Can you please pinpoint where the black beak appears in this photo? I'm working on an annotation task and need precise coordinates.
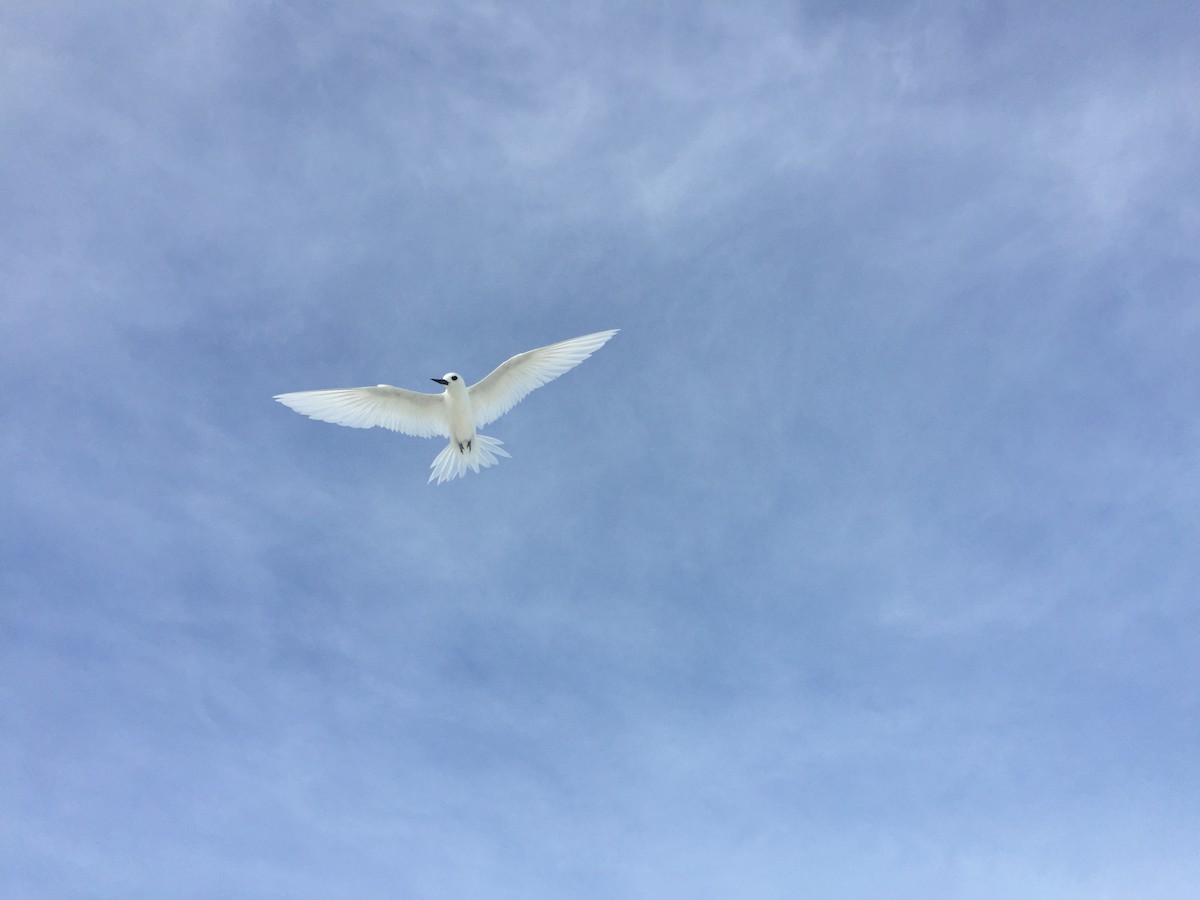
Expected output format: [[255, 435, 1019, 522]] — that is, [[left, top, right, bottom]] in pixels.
[[432, 378, 449, 386]]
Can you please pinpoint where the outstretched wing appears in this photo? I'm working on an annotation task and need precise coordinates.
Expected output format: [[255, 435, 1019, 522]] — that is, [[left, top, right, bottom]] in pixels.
[[468, 330, 618, 429], [274, 385, 448, 438]]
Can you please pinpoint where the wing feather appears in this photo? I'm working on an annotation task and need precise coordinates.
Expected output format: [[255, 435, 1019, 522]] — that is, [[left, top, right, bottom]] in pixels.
[[274, 385, 448, 438], [468, 330, 618, 429]]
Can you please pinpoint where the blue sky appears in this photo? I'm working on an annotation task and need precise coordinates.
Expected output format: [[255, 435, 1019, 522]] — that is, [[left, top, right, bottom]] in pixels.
[[3, 1, 1199, 897]]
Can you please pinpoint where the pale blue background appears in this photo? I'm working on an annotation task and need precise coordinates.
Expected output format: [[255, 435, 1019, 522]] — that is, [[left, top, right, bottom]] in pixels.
[[3, 2, 1199, 897]]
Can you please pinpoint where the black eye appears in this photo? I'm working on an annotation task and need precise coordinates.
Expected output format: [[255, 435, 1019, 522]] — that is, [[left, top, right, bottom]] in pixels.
[[451, 375, 458, 381]]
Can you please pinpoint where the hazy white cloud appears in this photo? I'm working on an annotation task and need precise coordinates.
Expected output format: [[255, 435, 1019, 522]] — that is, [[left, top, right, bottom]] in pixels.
[[3, 1, 1199, 897]]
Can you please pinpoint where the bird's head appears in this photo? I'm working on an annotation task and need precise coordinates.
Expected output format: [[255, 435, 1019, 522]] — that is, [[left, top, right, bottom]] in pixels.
[[432, 373, 464, 391]]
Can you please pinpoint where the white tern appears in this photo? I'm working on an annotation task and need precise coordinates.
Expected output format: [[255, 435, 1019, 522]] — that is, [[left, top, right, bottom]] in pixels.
[[274, 329, 618, 484]]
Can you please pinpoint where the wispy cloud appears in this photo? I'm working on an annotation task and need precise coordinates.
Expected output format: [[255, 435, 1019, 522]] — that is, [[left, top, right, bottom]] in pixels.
[[3, 1, 1199, 897]]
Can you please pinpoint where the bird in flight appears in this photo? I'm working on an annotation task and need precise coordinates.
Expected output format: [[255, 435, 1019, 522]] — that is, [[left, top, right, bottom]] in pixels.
[[274, 329, 618, 484]]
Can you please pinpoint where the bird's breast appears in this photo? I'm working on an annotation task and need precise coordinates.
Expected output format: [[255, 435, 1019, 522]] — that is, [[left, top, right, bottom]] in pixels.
[[444, 390, 476, 442]]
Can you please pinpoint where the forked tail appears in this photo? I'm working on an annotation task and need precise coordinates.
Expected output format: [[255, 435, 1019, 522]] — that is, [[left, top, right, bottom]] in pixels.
[[428, 433, 511, 484]]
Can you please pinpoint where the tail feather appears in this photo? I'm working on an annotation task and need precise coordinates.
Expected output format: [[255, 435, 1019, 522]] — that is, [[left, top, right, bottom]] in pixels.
[[428, 434, 511, 484]]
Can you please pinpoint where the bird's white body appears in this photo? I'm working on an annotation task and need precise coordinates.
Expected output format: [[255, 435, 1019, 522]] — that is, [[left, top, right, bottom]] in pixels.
[[442, 377, 476, 449], [274, 329, 618, 483], [426, 372, 513, 485]]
